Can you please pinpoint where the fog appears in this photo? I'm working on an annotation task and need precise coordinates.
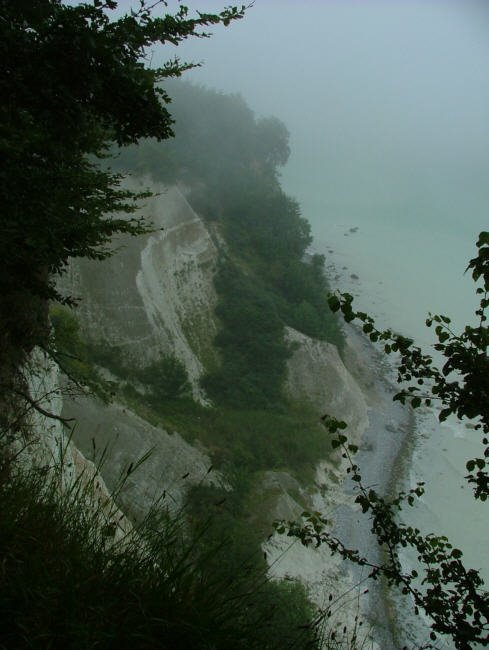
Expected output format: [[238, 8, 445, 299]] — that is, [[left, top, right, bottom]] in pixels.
[[143, 0, 489, 342], [169, 2, 489, 186], [167, 9, 489, 639]]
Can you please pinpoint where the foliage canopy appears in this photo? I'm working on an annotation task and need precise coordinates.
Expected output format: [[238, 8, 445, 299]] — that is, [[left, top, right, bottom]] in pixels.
[[0, 0, 246, 306]]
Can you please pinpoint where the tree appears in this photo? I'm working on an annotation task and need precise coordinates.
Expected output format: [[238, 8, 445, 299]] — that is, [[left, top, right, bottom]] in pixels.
[[138, 355, 191, 401], [254, 116, 291, 169], [278, 232, 489, 649], [0, 0, 247, 367]]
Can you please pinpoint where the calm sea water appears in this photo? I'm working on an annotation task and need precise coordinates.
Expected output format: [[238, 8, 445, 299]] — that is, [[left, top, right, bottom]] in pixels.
[[282, 153, 489, 648]]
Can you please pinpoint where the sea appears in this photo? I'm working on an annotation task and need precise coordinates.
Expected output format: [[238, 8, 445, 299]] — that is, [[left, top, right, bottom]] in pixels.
[[281, 155, 489, 648]]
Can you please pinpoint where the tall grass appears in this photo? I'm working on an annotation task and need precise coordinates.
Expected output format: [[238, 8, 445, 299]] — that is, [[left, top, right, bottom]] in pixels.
[[0, 434, 320, 649]]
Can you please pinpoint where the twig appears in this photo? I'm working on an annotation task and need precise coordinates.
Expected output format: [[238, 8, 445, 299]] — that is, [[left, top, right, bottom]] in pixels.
[[13, 389, 75, 426]]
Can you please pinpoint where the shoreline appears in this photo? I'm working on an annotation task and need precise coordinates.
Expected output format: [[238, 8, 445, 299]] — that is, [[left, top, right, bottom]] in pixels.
[[312, 223, 488, 649], [335, 323, 418, 649], [262, 322, 413, 649], [310, 236, 427, 647]]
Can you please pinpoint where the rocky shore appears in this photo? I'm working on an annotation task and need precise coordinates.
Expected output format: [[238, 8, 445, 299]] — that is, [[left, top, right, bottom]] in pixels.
[[264, 322, 416, 649], [337, 325, 416, 649]]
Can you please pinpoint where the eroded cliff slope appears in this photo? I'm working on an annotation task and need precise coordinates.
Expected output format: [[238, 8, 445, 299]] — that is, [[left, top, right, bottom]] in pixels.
[[60, 180, 219, 401]]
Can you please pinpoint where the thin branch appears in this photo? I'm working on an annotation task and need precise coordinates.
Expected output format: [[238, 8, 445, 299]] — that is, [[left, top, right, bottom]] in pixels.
[[13, 389, 75, 426]]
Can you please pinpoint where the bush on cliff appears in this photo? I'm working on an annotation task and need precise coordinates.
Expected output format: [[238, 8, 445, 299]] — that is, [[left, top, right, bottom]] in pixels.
[[138, 356, 191, 401]]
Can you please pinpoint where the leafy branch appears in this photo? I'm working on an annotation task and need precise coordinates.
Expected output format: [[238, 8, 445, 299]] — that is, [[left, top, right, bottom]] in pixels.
[[276, 417, 489, 649], [276, 233, 489, 649], [327, 231, 489, 500]]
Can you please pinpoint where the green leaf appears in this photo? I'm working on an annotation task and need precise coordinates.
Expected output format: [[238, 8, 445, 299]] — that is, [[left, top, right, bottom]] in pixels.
[[439, 408, 452, 422], [438, 331, 450, 343], [327, 295, 340, 312], [477, 231, 489, 247]]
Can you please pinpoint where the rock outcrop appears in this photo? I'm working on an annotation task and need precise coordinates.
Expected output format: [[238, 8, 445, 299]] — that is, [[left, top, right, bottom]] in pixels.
[[285, 326, 369, 443], [63, 393, 225, 522], [18, 349, 132, 546], [60, 180, 219, 402], [53, 180, 378, 645]]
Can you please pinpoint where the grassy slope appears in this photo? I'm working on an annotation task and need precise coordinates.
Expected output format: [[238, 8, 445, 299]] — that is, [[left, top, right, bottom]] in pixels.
[[0, 435, 318, 649]]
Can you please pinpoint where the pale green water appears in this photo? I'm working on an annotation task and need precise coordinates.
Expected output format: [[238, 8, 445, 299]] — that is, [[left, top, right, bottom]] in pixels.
[[282, 151, 489, 346], [281, 139, 489, 649], [171, 1, 489, 643]]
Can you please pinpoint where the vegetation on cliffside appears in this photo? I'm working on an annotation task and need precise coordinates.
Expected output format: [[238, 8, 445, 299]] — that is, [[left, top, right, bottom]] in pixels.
[[42, 73, 352, 647], [113, 80, 344, 408], [0, 433, 319, 650], [0, 2, 326, 648], [0, 0, 249, 391], [3, 2, 485, 649]]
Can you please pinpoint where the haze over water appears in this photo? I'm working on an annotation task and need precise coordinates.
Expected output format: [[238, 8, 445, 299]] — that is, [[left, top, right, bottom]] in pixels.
[[173, 1, 489, 643], [171, 0, 489, 344], [157, 1, 489, 645]]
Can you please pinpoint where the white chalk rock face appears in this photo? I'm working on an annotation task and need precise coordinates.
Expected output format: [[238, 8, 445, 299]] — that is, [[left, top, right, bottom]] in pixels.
[[62, 393, 225, 522], [61, 180, 219, 402], [19, 349, 132, 545], [285, 327, 369, 443]]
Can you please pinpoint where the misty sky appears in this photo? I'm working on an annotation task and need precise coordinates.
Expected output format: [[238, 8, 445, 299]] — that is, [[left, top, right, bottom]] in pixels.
[[165, 1, 489, 213], [109, 1, 489, 230], [152, 1, 489, 335], [101, 0, 489, 338]]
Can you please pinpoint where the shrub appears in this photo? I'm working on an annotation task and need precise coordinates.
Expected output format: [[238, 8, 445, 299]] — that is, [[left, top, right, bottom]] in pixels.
[[138, 355, 191, 400]]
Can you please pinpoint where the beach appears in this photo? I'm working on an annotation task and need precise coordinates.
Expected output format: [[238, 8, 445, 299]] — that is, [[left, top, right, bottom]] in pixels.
[[335, 324, 417, 649], [314, 226, 489, 649]]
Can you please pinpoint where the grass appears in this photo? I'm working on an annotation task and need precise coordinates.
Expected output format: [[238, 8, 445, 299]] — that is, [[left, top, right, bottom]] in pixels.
[[0, 431, 320, 649], [50, 307, 336, 486], [46, 306, 343, 649], [122, 387, 334, 487]]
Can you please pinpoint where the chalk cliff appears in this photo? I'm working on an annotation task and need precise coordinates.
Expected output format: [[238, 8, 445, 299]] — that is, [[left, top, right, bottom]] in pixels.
[[285, 326, 368, 443], [60, 179, 219, 402], [18, 349, 132, 546], [54, 178, 374, 642]]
